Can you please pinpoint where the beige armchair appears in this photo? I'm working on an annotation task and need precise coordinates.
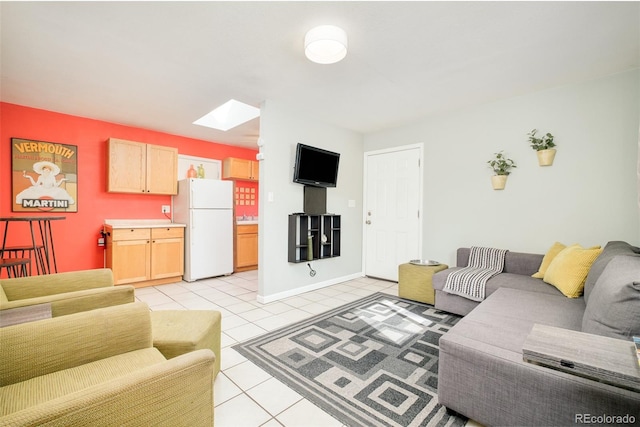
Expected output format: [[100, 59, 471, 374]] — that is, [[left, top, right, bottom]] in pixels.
[[0, 268, 134, 318], [0, 302, 215, 426]]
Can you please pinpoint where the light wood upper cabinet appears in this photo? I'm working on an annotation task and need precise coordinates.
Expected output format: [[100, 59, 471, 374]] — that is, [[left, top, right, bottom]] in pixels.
[[108, 138, 178, 194], [107, 139, 146, 193], [146, 144, 178, 194], [223, 157, 259, 181]]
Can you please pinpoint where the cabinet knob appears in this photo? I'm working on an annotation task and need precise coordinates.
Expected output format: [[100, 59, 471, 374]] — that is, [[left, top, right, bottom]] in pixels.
[[366, 220, 372, 225]]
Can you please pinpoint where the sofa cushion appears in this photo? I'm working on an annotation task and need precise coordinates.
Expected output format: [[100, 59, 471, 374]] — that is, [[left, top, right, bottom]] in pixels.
[[456, 248, 543, 276], [485, 273, 562, 296], [0, 347, 166, 415], [582, 255, 640, 340], [583, 241, 640, 304], [434, 270, 563, 297], [444, 287, 585, 355], [434, 273, 565, 317], [543, 245, 602, 298], [532, 242, 566, 278]]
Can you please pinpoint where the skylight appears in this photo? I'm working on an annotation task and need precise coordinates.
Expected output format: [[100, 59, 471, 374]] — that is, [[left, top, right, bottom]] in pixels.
[[193, 99, 260, 131]]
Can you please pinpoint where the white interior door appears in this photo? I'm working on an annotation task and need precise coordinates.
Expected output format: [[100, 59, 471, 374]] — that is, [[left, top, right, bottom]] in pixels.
[[364, 145, 422, 281]]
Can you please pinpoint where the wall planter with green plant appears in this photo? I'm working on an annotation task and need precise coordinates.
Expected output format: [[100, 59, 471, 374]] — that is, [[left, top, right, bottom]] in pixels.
[[487, 151, 516, 190], [528, 129, 557, 166]]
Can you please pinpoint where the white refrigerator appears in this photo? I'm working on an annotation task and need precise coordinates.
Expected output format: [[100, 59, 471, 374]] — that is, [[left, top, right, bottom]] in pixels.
[[173, 178, 233, 282]]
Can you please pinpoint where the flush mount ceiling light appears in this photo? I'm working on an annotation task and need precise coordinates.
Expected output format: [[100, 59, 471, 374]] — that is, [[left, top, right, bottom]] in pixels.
[[304, 25, 348, 64], [193, 99, 260, 131]]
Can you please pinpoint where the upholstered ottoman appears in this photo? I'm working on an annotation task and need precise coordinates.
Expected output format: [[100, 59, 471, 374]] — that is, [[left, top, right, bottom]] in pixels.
[[398, 263, 448, 305], [150, 310, 221, 378]]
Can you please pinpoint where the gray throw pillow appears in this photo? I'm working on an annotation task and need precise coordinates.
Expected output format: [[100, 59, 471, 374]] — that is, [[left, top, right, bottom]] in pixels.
[[583, 241, 640, 304], [582, 255, 640, 340]]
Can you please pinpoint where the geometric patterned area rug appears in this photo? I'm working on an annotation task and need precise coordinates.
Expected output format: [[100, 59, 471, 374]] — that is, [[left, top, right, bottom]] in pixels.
[[233, 292, 466, 427]]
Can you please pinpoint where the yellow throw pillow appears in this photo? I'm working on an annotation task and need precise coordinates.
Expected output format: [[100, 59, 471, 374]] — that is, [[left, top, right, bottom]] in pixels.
[[532, 242, 567, 278], [543, 244, 602, 298]]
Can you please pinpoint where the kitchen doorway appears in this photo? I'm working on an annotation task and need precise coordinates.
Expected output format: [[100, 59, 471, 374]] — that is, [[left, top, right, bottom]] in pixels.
[[363, 144, 423, 281]]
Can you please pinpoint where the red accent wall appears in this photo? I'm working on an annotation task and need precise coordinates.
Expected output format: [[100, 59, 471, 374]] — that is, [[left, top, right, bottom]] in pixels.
[[0, 102, 258, 275]]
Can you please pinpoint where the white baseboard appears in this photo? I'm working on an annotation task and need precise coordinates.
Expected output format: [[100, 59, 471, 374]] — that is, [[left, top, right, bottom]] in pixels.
[[257, 271, 364, 304]]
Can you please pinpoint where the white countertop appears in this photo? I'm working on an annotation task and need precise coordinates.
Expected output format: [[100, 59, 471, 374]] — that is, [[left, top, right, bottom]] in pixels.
[[104, 219, 186, 228], [236, 220, 258, 225]]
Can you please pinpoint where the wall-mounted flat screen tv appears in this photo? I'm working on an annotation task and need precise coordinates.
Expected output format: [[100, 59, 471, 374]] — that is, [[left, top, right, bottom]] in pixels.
[[293, 143, 340, 188]]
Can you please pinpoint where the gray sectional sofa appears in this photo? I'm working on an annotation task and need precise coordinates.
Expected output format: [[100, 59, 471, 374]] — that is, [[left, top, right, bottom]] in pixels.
[[433, 241, 640, 426]]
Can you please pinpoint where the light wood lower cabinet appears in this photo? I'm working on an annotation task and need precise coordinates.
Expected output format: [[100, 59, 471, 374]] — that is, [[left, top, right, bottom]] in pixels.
[[235, 224, 258, 272], [105, 226, 184, 287], [150, 227, 184, 280]]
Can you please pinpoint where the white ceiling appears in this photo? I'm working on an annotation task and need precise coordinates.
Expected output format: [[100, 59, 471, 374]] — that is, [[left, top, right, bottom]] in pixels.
[[1, 2, 639, 148]]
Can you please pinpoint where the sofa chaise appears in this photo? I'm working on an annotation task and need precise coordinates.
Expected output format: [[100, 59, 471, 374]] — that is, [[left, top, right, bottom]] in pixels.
[[433, 241, 640, 426], [0, 301, 215, 426]]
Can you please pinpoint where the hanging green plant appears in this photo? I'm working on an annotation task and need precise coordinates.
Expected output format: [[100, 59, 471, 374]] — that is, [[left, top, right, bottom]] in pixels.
[[487, 151, 516, 190], [527, 129, 556, 151], [487, 151, 517, 176], [527, 129, 557, 166]]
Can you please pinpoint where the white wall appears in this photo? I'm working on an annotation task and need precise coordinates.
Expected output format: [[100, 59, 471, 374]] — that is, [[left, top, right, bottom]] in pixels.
[[364, 70, 640, 267], [257, 100, 364, 302]]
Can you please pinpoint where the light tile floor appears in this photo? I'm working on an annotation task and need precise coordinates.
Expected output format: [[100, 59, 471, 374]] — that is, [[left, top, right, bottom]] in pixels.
[[135, 272, 476, 427]]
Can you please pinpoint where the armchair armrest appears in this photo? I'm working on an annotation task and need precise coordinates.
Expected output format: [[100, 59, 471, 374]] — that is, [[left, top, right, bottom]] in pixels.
[[0, 302, 152, 386], [1, 269, 114, 301], [0, 349, 215, 427], [0, 285, 135, 316]]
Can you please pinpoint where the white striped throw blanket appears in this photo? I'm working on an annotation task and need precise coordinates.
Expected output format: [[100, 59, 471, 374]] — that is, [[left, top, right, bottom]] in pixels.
[[443, 246, 508, 302]]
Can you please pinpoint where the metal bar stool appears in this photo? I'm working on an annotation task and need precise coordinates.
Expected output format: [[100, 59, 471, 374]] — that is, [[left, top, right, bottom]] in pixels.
[[1, 245, 45, 276], [0, 258, 29, 278], [0, 216, 66, 276]]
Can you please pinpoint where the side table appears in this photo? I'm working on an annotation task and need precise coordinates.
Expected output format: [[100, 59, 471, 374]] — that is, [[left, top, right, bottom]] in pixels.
[[398, 262, 448, 305], [523, 323, 640, 392]]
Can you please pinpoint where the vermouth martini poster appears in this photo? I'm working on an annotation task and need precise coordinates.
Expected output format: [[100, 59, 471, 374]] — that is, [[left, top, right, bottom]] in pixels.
[[11, 138, 78, 212]]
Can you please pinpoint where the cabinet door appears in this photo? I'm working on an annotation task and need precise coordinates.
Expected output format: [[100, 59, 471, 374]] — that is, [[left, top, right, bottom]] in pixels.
[[223, 158, 258, 181], [249, 160, 259, 181], [151, 237, 184, 279], [109, 239, 151, 284], [236, 232, 258, 268], [147, 144, 178, 195], [107, 139, 146, 193]]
